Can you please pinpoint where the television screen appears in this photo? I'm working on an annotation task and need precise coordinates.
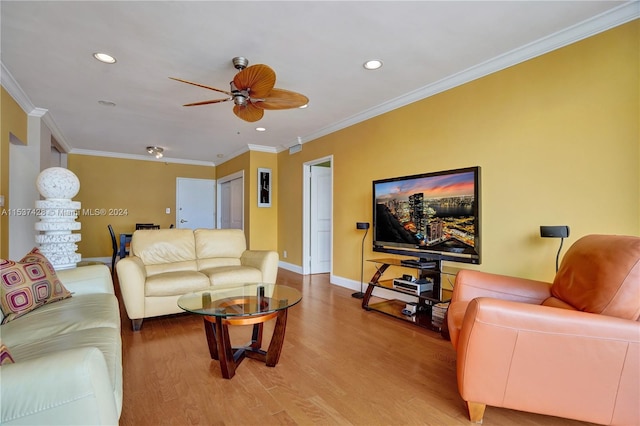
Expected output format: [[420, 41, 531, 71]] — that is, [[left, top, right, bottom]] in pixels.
[[373, 166, 481, 264]]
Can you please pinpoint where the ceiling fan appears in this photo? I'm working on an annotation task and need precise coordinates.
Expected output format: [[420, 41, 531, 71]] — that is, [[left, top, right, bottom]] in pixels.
[[170, 57, 309, 122]]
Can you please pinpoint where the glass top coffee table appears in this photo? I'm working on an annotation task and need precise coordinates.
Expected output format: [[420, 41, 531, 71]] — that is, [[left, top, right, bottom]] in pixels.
[[178, 283, 302, 379]]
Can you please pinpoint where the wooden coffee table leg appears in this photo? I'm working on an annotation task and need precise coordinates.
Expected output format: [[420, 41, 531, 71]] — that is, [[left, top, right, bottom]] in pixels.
[[203, 317, 219, 360], [266, 309, 288, 367], [250, 322, 264, 350], [215, 319, 237, 379]]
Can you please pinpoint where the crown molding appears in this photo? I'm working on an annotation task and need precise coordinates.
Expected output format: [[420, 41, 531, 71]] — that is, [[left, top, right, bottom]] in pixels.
[[1, 62, 34, 113], [215, 143, 278, 165], [303, 1, 640, 143], [247, 144, 277, 153], [69, 149, 215, 166], [2, 62, 74, 152]]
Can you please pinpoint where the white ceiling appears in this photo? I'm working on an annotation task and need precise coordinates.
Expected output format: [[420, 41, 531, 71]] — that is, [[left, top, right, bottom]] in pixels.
[[1, 1, 636, 165]]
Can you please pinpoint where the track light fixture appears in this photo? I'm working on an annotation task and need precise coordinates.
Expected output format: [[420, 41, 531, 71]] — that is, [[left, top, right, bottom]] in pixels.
[[146, 146, 164, 159]]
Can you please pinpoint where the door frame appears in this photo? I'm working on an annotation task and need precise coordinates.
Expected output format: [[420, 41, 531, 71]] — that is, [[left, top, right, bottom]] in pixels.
[[216, 170, 244, 230], [302, 155, 333, 275]]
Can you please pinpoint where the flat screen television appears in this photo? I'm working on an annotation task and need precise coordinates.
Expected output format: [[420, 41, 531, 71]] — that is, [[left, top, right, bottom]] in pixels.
[[372, 166, 481, 264]]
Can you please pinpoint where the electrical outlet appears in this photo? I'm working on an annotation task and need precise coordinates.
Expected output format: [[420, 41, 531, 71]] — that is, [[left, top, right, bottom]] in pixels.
[[283, 250, 288, 258], [165, 207, 171, 214]]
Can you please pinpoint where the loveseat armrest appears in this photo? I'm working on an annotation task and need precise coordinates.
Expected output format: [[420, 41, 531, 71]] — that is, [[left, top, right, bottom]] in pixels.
[[452, 270, 551, 305], [457, 297, 640, 425], [57, 264, 114, 295], [115, 256, 147, 321], [0, 347, 119, 425], [241, 250, 279, 283]]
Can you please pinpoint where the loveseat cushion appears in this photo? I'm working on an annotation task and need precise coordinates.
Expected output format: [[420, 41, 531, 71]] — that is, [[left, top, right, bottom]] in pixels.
[[132, 229, 198, 275], [195, 229, 246, 258], [202, 265, 263, 286], [145, 271, 210, 297], [0, 248, 72, 323], [8, 326, 123, 415], [0, 293, 119, 348], [0, 347, 119, 425]]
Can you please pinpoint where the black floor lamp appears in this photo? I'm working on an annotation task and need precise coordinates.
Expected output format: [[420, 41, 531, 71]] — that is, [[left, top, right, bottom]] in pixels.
[[352, 222, 370, 299]]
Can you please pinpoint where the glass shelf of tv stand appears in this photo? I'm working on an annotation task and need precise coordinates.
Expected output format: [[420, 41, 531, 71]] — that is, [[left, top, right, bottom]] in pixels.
[[362, 258, 453, 332]]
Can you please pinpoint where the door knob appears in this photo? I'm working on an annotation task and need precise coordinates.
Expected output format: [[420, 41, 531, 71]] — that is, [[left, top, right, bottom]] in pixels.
[[180, 219, 188, 223]]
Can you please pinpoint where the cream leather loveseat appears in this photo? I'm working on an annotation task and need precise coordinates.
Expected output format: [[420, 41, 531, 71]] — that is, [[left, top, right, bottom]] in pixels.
[[0, 264, 122, 425], [116, 228, 278, 331]]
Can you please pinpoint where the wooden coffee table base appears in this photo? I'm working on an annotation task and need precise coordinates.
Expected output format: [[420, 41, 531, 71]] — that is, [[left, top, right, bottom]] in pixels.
[[203, 309, 288, 379]]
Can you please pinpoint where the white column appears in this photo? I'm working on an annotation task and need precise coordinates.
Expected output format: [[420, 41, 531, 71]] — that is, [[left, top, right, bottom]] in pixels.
[[34, 167, 82, 270]]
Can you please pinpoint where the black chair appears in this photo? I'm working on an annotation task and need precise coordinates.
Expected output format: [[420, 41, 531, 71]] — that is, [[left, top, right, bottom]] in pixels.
[[135, 223, 159, 230], [108, 224, 118, 276]]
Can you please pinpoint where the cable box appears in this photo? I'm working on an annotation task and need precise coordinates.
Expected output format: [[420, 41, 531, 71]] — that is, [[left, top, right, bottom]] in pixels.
[[400, 259, 438, 269], [392, 278, 433, 295]]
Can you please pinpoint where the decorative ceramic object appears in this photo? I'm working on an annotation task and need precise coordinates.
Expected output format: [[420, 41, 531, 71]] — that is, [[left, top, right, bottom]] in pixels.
[[35, 167, 82, 270]]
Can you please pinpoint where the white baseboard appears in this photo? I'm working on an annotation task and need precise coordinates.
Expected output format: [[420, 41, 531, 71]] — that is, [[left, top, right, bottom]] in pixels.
[[278, 261, 303, 274], [80, 256, 111, 264]]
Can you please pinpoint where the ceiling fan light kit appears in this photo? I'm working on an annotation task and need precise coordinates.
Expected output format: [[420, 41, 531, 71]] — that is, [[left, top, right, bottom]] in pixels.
[[170, 56, 308, 122]]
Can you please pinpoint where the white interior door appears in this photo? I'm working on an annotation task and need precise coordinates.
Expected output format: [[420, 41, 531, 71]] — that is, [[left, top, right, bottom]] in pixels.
[[310, 164, 332, 274], [218, 174, 243, 229], [176, 178, 215, 229]]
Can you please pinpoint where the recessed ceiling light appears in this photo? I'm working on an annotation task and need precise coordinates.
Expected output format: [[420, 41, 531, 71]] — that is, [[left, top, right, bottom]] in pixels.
[[363, 59, 383, 70], [98, 100, 116, 107], [93, 52, 116, 64], [255, 127, 266, 132]]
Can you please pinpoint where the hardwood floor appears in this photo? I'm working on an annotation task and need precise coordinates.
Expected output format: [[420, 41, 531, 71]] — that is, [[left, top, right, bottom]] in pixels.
[[116, 269, 593, 426]]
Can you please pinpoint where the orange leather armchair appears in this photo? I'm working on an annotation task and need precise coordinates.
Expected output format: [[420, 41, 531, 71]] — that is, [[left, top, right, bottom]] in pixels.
[[447, 235, 640, 425]]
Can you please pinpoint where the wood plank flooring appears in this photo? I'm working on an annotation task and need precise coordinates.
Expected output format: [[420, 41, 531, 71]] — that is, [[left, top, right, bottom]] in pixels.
[[116, 269, 593, 426]]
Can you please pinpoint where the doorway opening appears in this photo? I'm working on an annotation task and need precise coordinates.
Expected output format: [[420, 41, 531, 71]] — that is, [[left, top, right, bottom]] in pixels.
[[302, 156, 333, 275], [217, 171, 244, 230]]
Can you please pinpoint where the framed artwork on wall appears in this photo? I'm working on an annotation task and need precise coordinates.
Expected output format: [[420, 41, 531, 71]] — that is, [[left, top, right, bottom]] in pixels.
[[258, 168, 271, 208]]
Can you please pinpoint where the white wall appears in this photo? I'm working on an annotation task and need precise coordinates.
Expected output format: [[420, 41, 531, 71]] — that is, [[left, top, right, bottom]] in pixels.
[[8, 112, 49, 258]]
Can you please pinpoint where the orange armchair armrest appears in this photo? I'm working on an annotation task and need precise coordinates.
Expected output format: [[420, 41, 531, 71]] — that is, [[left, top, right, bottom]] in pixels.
[[452, 269, 552, 304]]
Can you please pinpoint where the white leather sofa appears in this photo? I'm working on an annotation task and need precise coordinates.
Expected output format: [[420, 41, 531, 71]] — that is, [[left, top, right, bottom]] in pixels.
[[0, 264, 122, 425], [116, 228, 279, 331]]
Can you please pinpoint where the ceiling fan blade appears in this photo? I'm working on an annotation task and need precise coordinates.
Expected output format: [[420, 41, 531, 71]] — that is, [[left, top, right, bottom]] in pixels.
[[233, 64, 275, 98], [254, 88, 309, 110], [169, 77, 232, 96], [183, 98, 231, 107], [233, 103, 264, 122]]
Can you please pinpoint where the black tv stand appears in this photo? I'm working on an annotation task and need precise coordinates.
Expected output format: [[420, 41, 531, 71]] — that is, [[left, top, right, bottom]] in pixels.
[[400, 258, 438, 269], [362, 258, 451, 334]]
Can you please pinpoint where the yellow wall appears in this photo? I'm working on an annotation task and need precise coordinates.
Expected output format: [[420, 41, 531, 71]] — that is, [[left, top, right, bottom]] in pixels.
[[249, 151, 277, 250], [67, 154, 214, 258], [215, 150, 278, 250], [278, 20, 639, 283], [0, 86, 28, 258]]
